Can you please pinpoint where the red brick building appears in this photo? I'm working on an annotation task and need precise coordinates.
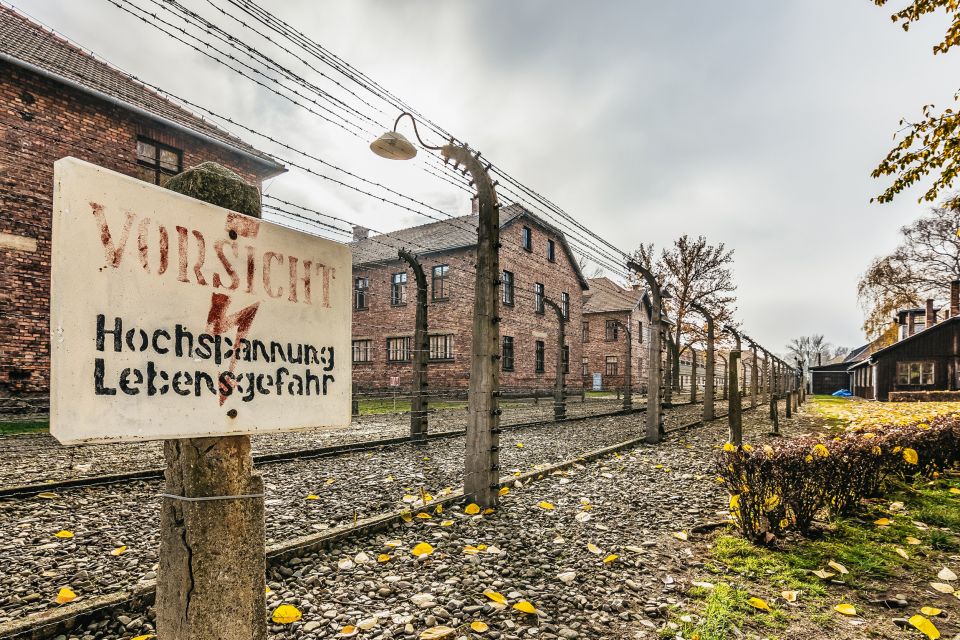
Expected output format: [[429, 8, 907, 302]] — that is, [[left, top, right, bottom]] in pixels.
[[580, 277, 650, 392], [0, 6, 284, 414], [350, 203, 589, 395]]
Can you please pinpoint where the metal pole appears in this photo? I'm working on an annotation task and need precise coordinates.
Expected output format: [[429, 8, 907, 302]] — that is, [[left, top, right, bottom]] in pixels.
[[398, 249, 428, 444], [444, 144, 501, 508], [691, 303, 715, 422], [544, 298, 567, 422], [627, 260, 663, 444], [663, 334, 674, 407]]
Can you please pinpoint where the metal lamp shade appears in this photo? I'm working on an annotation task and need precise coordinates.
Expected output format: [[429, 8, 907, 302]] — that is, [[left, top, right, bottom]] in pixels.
[[370, 131, 417, 160]]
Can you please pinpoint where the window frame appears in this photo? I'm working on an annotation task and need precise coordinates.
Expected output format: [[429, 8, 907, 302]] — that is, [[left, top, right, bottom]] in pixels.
[[581, 357, 589, 377], [386, 336, 412, 362], [534, 282, 545, 315], [896, 361, 935, 385], [428, 334, 454, 361], [561, 292, 570, 320], [605, 320, 619, 341], [502, 270, 515, 306], [354, 276, 369, 310], [605, 355, 619, 376], [351, 339, 372, 364], [521, 226, 533, 251], [535, 340, 545, 373], [391, 272, 408, 306], [502, 336, 515, 371], [582, 321, 589, 343], [547, 239, 556, 262], [136, 136, 182, 186], [638, 320, 643, 343], [431, 264, 449, 302]]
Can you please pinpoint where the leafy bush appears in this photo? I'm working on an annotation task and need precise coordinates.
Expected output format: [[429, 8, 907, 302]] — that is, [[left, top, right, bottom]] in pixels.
[[717, 414, 960, 542]]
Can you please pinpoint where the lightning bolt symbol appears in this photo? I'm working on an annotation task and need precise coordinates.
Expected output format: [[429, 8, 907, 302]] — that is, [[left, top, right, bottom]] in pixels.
[[206, 292, 260, 406]]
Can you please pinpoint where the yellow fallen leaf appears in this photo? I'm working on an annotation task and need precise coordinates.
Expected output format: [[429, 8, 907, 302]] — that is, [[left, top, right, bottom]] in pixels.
[[265, 586, 272, 594], [835, 603, 856, 616], [513, 600, 537, 614], [812, 443, 830, 458], [377, 554, 391, 563], [930, 583, 955, 594], [895, 547, 909, 560], [55, 587, 76, 604], [434, 504, 442, 514], [747, 597, 770, 611], [950, 488, 960, 495], [603, 554, 619, 564], [903, 448, 919, 465], [499, 487, 510, 497], [305, 494, 319, 500], [419, 626, 455, 640], [37, 492, 58, 499], [483, 590, 507, 604], [516, 442, 524, 449], [400, 510, 413, 523], [440, 520, 454, 527], [340, 625, 357, 636], [828, 561, 849, 575], [907, 536, 922, 545], [464, 503, 481, 515], [909, 614, 941, 639], [54, 530, 74, 539], [463, 545, 482, 555], [937, 567, 957, 581], [271, 604, 302, 624], [538, 501, 555, 510], [723, 442, 736, 452], [874, 518, 892, 526], [483, 508, 495, 515], [811, 569, 835, 580], [673, 531, 688, 541], [470, 621, 489, 633], [411, 542, 434, 558], [325, 478, 335, 485], [781, 590, 799, 603], [111, 546, 127, 556], [416, 512, 432, 520], [921, 606, 942, 616], [385, 540, 402, 548], [586, 543, 602, 554], [130, 636, 155, 640]]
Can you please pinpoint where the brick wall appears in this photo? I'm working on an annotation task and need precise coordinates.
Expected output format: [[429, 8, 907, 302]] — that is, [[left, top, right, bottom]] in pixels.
[[351, 216, 586, 395], [580, 308, 649, 391], [0, 61, 272, 405]]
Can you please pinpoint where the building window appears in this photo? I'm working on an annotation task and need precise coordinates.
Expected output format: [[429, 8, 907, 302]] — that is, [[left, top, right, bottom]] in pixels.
[[562, 345, 569, 374], [431, 265, 449, 301], [605, 320, 619, 341], [502, 336, 515, 371], [534, 283, 545, 314], [387, 337, 411, 362], [391, 272, 407, 305], [352, 339, 372, 363], [535, 340, 545, 373], [502, 270, 515, 306], [136, 136, 182, 186], [582, 321, 589, 342], [354, 277, 369, 310], [638, 320, 643, 343], [521, 226, 532, 251], [429, 334, 454, 360], [547, 239, 556, 262], [581, 357, 589, 376], [896, 361, 935, 385], [605, 356, 619, 376], [561, 292, 570, 320]]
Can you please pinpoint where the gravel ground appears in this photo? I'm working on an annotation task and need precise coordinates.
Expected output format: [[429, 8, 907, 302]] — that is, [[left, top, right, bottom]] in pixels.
[[0, 397, 658, 489], [39, 396, 795, 640], [0, 400, 717, 623]]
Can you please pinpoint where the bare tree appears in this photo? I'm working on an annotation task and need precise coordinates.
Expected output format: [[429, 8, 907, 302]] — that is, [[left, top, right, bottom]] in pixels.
[[633, 236, 736, 391], [858, 203, 960, 337]]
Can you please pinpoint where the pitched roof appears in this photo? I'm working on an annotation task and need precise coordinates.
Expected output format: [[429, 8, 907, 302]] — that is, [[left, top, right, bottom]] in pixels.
[[0, 5, 284, 177], [867, 314, 960, 361], [583, 277, 644, 313], [350, 203, 590, 289]]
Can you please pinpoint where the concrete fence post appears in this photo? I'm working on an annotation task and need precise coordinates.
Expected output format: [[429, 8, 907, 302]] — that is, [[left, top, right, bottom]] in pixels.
[[158, 163, 266, 640], [544, 298, 567, 421], [399, 249, 429, 443]]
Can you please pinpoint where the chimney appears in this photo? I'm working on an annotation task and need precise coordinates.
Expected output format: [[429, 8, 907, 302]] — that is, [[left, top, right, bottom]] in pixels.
[[952, 280, 960, 317], [926, 298, 937, 328], [471, 196, 480, 215], [352, 225, 370, 241]]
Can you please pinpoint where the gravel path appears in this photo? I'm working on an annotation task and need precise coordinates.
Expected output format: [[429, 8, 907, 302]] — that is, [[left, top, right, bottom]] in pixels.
[[0, 397, 654, 489], [0, 401, 716, 623], [42, 396, 797, 640]]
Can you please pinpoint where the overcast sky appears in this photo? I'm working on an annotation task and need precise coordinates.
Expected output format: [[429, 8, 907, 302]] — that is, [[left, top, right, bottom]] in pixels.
[[12, 0, 960, 353]]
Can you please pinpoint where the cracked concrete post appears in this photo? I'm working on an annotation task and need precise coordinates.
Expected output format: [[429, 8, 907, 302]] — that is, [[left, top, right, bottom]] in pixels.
[[157, 163, 266, 640]]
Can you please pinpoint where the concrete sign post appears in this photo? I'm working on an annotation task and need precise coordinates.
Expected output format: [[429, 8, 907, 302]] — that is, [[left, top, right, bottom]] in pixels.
[[51, 158, 351, 640]]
